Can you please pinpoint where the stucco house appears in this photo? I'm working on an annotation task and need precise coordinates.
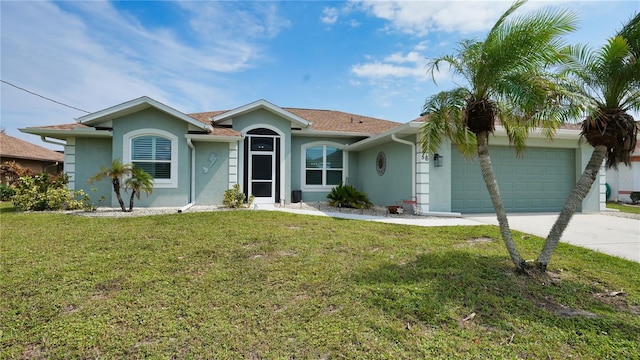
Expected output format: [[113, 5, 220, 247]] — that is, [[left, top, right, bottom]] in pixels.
[[20, 96, 605, 214], [0, 132, 64, 184]]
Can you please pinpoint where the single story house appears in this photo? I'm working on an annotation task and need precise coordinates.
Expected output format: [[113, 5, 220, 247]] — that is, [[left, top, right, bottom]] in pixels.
[[606, 122, 640, 203], [20, 96, 605, 214], [0, 132, 64, 184]]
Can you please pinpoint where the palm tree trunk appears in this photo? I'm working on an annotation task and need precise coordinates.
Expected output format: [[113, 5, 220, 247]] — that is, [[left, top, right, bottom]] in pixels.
[[536, 145, 607, 269], [129, 191, 136, 212], [476, 131, 525, 270], [112, 178, 127, 212]]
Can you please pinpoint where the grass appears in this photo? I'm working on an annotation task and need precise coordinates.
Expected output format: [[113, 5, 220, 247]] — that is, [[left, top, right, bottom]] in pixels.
[[607, 201, 640, 214], [1, 203, 639, 359]]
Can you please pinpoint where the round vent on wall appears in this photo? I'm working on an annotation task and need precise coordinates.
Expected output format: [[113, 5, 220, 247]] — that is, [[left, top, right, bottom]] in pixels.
[[376, 151, 386, 176]]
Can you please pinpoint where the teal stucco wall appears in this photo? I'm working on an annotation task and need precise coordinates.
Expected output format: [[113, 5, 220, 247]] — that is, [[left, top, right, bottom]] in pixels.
[[193, 141, 230, 205], [355, 137, 414, 207], [110, 108, 191, 207], [73, 137, 113, 207]]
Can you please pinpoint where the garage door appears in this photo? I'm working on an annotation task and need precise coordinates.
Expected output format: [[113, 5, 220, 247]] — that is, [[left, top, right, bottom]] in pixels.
[[451, 146, 575, 213]]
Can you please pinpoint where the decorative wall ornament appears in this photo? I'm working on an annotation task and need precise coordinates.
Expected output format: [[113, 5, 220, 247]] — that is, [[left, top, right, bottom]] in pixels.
[[376, 151, 386, 176], [203, 152, 217, 173]]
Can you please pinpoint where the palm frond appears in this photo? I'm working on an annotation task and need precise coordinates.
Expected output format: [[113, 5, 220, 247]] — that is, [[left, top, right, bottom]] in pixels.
[[617, 12, 640, 57], [420, 88, 475, 157]]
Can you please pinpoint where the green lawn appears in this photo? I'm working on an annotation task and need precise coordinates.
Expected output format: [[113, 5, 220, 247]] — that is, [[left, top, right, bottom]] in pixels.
[[1, 204, 639, 359], [607, 201, 640, 214]]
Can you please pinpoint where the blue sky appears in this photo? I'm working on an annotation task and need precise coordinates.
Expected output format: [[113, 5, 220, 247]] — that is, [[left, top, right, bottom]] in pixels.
[[2, 0, 638, 149]]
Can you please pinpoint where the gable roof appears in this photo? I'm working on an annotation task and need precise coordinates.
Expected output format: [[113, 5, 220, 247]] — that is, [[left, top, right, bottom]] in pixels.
[[211, 99, 311, 128], [189, 104, 401, 136], [21, 97, 402, 142], [77, 96, 213, 132], [0, 133, 64, 162]]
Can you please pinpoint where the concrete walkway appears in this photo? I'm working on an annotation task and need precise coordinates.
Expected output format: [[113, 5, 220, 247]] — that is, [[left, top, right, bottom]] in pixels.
[[269, 206, 639, 263]]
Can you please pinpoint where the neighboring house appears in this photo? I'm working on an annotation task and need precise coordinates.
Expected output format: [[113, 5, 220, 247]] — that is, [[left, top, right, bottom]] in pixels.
[[0, 132, 64, 184], [20, 96, 604, 214], [606, 122, 640, 203]]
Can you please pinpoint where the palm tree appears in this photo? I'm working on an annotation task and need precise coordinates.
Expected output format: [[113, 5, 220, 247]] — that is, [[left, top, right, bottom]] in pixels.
[[537, 14, 639, 270], [124, 167, 154, 212], [88, 159, 133, 212], [420, 0, 578, 271]]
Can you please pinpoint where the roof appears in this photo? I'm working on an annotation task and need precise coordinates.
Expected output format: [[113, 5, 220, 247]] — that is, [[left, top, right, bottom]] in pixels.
[[76, 96, 212, 132], [21, 97, 402, 141], [0, 132, 64, 162], [189, 107, 400, 136], [210, 100, 311, 129]]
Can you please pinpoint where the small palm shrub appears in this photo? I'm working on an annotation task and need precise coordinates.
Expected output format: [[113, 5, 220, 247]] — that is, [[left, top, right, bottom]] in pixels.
[[630, 192, 640, 204], [223, 184, 254, 208], [327, 183, 372, 209]]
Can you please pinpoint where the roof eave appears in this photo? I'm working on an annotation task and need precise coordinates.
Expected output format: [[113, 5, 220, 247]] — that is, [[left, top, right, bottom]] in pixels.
[[347, 121, 422, 151], [185, 134, 243, 142], [78, 96, 212, 132], [212, 99, 311, 128], [19, 127, 113, 140], [291, 129, 375, 138]]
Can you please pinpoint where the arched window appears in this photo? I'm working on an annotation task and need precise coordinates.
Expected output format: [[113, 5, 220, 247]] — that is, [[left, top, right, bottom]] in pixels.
[[124, 129, 178, 188]]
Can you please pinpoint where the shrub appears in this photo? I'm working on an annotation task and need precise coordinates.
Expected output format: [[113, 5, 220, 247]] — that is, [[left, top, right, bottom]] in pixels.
[[223, 184, 254, 208], [11, 173, 87, 211], [0, 184, 15, 201], [630, 192, 640, 204], [1, 161, 34, 185], [327, 183, 372, 209]]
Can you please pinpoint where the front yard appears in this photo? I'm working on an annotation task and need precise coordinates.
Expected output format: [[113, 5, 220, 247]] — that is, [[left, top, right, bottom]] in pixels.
[[1, 204, 639, 358]]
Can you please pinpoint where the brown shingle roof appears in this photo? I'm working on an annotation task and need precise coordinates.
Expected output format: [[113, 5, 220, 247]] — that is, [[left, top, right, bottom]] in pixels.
[[29, 123, 90, 130], [188, 108, 400, 135], [285, 108, 400, 134], [0, 133, 64, 162]]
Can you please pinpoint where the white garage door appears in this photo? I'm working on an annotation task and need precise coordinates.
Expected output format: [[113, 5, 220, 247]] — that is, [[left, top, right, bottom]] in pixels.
[[451, 146, 576, 213]]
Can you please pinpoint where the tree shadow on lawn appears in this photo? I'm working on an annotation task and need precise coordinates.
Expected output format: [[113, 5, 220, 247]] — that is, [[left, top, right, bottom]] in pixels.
[[352, 250, 639, 342]]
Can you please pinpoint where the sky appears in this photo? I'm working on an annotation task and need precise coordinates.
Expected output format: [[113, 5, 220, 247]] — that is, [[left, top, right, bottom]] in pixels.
[[1, 0, 638, 150]]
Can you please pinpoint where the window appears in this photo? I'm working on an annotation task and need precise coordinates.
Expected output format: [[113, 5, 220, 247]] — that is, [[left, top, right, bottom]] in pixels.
[[124, 129, 178, 188], [132, 136, 171, 178], [304, 144, 343, 188]]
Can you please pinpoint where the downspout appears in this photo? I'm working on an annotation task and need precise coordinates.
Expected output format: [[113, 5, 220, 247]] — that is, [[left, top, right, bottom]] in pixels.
[[391, 134, 416, 199], [178, 138, 196, 213]]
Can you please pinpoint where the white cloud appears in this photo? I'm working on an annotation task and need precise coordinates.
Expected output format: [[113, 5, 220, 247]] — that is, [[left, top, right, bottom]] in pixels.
[[351, 62, 425, 79], [321, 7, 339, 25], [384, 51, 423, 64], [347, 0, 555, 36], [0, 0, 291, 147]]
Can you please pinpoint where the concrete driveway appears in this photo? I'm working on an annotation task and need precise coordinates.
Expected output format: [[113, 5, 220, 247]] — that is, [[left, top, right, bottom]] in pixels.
[[465, 213, 640, 263]]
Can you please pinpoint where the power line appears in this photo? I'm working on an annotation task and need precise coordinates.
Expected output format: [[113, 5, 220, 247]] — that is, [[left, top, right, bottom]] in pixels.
[[1, 79, 91, 114]]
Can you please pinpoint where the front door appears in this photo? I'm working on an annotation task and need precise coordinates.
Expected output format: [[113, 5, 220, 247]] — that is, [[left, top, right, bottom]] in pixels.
[[245, 130, 280, 204]]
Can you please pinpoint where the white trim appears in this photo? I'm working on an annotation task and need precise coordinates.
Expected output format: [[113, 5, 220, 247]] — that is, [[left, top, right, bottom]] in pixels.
[[242, 124, 286, 203], [301, 141, 347, 191], [77, 96, 212, 132], [123, 128, 178, 188], [214, 99, 311, 128], [229, 142, 238, 188], [64, 138, 76, 190]]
